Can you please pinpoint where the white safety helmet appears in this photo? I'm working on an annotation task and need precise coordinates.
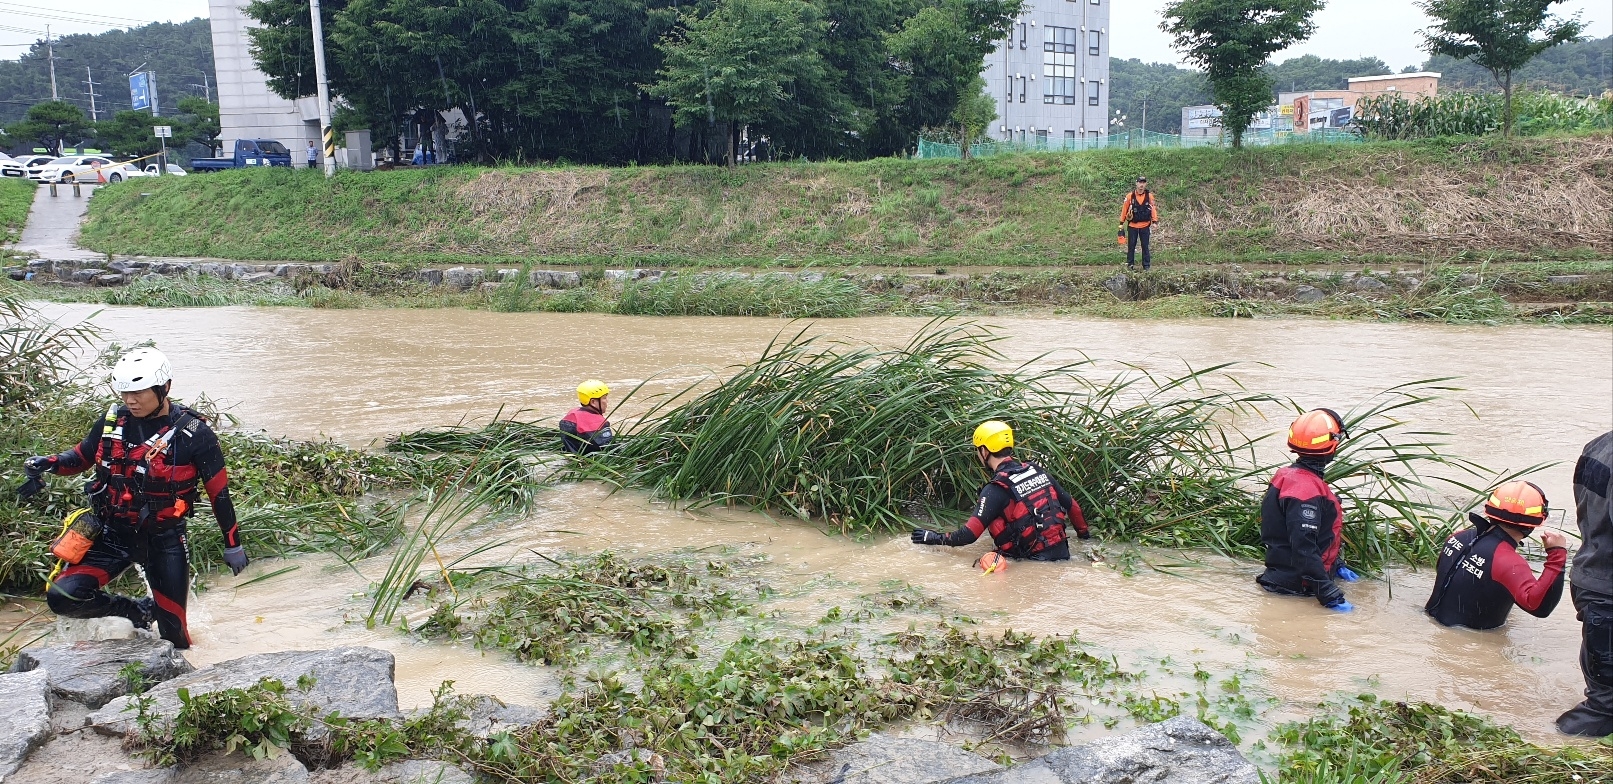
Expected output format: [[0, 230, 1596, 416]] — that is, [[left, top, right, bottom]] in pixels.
[[110, 347, 173, 393]]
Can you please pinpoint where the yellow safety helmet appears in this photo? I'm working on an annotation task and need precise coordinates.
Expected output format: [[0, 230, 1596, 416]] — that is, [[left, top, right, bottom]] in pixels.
[[973, 420, 1014, 453], [577, 379, 610, 405]]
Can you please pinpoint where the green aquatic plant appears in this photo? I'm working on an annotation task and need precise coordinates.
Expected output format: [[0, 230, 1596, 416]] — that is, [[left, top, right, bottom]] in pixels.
[[562, 322, 1273, 542], [1273, 695, 1613, 783]]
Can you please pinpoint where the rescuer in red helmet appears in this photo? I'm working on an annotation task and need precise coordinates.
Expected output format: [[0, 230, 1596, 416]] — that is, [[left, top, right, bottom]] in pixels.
[[1255, 409, 1359, 612], [1424, 480, 1568, 630]]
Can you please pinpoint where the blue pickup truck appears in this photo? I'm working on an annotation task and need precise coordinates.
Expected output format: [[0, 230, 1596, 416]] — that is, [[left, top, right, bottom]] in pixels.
[[191, 139, 294, 171]]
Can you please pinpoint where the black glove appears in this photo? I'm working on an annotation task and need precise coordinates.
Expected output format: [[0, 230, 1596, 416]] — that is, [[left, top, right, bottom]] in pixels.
[[23, 455, 55, 477], [910, 529, 944, 545], [223, 546, 249, 576], [1077, 529, 1091, 540]]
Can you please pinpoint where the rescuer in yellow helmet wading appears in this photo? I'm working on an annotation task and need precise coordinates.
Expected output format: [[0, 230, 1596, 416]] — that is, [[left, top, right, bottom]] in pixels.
[[909, 421, 1089, 562], [559, 380, 614, 454]]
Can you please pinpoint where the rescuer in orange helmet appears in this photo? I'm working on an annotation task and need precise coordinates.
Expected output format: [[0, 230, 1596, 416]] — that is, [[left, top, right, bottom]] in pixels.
[[1255, 409, 1358, 612], [1424, 480, 1568, 630]]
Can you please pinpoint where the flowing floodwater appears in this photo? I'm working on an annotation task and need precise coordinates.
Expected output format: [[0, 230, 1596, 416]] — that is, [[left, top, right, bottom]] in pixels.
[[23, 304, 1613, 746]]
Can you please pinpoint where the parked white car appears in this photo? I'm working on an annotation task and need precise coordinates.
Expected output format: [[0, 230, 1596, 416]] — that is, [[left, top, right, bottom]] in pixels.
[[0, 153, 23, 178], [31, 156, 123, 183], [143, 163, 187, 176]]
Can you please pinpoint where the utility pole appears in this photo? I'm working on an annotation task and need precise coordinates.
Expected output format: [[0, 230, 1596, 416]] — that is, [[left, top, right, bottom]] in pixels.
[[1141, 92, 1149, 136], [309, 0, 336, 176], [85, 68, 100, 120], [46, 25, 58, 100]]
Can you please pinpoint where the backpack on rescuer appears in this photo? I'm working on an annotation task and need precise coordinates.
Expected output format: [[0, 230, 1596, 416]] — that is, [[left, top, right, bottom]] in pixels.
[[1128, 193, 1153, 224], [991, 462, 1069, 557]]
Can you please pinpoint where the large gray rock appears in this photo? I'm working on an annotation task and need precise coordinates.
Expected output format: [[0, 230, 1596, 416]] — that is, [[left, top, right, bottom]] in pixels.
[[1352, 276, 1388, 292], [784, 733, 1003, 784], [306, 760, 474, 784], [529, 270, 581, 289], [172, 752, 308, 784], [8, 637, 193, 708], [0, 670, 52, 779], [1291, 285, 1325, 304], [442, 268, 484, 290], [89, 648, 400, 738], [942, 717, 1258, 784], [414, 269, 444, 285], [239, 272, 278, 284], [1101, 275, 1130, 301], [458, 696, 546, 739]]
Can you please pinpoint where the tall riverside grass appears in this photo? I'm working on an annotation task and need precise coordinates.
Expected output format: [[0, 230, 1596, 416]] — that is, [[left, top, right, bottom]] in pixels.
[[561, 323, 1273, 540], [537, 323, 1521, 569]]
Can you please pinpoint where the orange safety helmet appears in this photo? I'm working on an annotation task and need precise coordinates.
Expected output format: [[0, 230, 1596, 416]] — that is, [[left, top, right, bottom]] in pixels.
[[1286, 409, 1347, 455], [1481, 480, 1550, 528]]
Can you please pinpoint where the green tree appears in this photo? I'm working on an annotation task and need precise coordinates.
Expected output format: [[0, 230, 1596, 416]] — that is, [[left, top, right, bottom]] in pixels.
[[1418, 0, 1585, 135], [93, 110, 164, 158], [1161, 0, 1325, 147], [175, 96, 221, 157], [950, 76, 996, 158], [0, 19, 217, 126], [649, 0, 829, 167], [1426, 35, 1611, 96], [3, 101, 90, 155], [887, 0, 1021, 135]]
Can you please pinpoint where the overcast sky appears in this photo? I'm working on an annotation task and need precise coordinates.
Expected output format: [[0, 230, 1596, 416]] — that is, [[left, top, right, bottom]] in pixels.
[[1, 0, 1608, 71]]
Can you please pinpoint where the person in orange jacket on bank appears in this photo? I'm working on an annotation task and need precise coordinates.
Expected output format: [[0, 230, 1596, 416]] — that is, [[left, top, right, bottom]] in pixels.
[[1120, 177, 1159, 271]]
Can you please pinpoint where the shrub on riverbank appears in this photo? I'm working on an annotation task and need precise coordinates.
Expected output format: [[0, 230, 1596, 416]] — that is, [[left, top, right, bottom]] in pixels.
[[77, 134, 1612, 268]]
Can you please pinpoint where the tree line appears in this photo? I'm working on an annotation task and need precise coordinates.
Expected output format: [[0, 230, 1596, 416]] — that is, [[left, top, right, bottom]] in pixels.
[[3, 98, 221, 161], [0, 19, 217, 126], [243, 0, 1020, 165]]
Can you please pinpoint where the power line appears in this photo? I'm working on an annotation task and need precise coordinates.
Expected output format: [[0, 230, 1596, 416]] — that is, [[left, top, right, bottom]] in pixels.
[[0, 3, 154, 26]]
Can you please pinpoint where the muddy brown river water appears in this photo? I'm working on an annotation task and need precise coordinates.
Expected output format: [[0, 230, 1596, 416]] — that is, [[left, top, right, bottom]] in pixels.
[[25, 305, 1613, 747]]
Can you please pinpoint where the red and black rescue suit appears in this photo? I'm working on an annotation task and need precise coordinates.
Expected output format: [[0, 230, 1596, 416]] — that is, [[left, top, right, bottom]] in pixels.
[[40, 403, 237, 648], [558, 406, 613, 455], [936, 459, 1088, 560], [1425, 514, 1567, 630], [1256, 457, 1349, 607]]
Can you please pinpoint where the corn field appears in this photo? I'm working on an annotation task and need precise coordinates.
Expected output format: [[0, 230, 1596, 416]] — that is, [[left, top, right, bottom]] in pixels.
[[1355, 91, 1613, 140]]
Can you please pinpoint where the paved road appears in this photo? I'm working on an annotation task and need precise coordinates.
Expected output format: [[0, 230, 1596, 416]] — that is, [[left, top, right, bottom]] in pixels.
[[15, 183, 105, 262]]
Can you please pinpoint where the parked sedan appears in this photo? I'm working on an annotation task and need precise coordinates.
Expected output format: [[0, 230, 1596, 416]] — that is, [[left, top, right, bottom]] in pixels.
[[31, 156, 117, 183], [0, 154, 24, 178], [143, 163, 188, 176]]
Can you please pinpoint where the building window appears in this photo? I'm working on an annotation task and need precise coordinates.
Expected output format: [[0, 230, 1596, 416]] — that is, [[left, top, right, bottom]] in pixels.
[[1088, 80, 1101, 106], [1043, 27, 1078, 105], [1088, 30, 1101, 56], [1091, 0, 1100, 5], [1034, 129, 1050, 149], [1089, 130, 1100, 143]]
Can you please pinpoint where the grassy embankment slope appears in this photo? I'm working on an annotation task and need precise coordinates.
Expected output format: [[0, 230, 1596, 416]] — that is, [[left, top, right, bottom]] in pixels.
[[0, 178, 35, 242], [80, 134, 1611, 269]]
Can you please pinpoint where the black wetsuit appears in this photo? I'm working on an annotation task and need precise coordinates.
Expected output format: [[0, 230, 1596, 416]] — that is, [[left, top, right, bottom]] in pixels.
[[42, 403, 237, 648], [1560, 431, 1613, 737]]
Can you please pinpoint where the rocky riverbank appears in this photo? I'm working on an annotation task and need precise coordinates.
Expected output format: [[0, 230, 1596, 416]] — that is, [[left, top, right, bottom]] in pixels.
[[7, 257, 1609, 323], [1, 629, 1260, 784]]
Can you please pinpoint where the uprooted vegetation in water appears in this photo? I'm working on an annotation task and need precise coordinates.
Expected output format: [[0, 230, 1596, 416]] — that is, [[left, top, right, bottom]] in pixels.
[[77, 134, 1613, 266]]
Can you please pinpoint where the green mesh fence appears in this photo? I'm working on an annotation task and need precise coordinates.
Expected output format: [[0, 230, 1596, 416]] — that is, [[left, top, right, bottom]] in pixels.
[[915, 128, 1362, 158]]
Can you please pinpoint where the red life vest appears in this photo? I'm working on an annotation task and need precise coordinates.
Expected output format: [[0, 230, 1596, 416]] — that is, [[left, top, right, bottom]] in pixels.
[[89, 404, 204, 527], [987, 461, 1069, 557]]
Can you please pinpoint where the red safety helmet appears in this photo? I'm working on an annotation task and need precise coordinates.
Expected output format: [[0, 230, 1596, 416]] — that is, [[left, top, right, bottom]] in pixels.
[[1481, 480, 1550, 528], [1287, 409, 1347, 456]]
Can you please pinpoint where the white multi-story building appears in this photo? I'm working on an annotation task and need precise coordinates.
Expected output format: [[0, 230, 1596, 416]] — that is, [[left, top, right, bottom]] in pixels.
[[982, 0, 1112, 146], [207, 0, 322, 166]]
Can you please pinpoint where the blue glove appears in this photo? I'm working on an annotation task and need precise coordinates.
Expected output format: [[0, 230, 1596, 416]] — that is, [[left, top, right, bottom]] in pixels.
[[223, 546, 249, 576], [1326, 600, 1354, 613], [1336, 565, 1360, 583]]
